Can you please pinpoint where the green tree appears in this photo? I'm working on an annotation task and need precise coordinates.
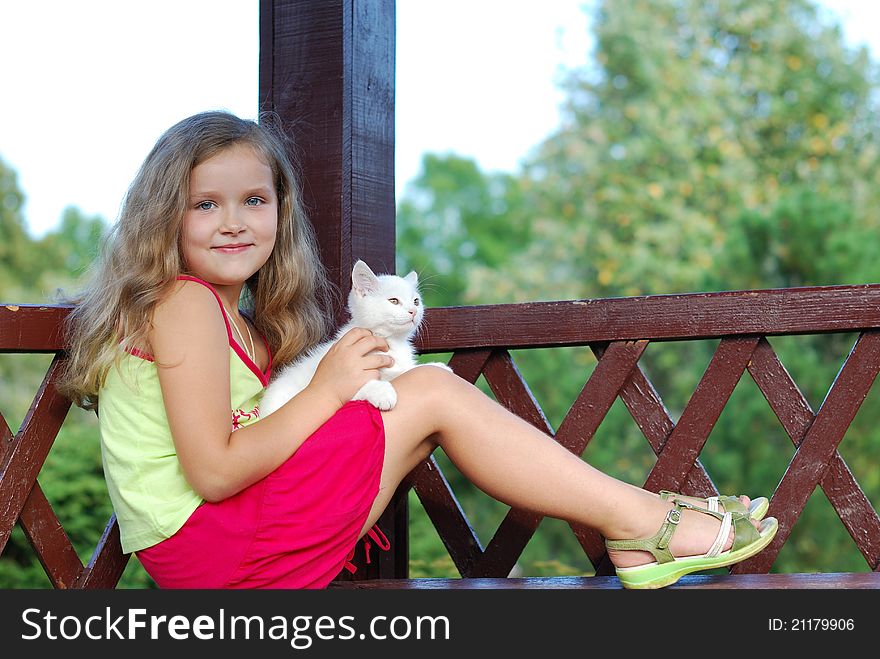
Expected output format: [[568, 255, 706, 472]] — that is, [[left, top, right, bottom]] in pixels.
[[713, 187, 879, 290], [396, 0, 880, 576], [35, 206, 106, 298], [0, 156, 39, 298], [473, 0, 880, 303], [397, 153, 530, 306], [0, 158, 154, 587]]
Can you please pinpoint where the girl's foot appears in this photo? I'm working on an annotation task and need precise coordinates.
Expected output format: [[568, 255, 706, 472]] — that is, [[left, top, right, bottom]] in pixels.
[[606, 498, 768, 570], [604, 497, 778, 588]]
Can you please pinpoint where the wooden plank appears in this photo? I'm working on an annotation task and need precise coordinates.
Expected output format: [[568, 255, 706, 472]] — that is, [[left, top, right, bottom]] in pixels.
[[5, 401, 79, 588], [446, 349, 492, 383], [348, 0, 395, 275], [554, 340, 648, 456], [642, 337, 759, 493], [259, 0, 395, 318], [468, 352, 553, 576], [747, 338, 816, 434], [408, 457, 484, 576], [0, 412, 12, 457], [552, 340, 648, 569], [78, 515, 129, 589], [18, 485, 84, 588], [0, 367, 86, 588], [0, 355, 70, 554], [0, 305, 70, 352], [592, 343, 718, 497], [415, 285, 880, 352], [747, 338, 880, 570], [482, 351, 554, 435], [740, 331, 880, 572], [8, 284, 880, 352], [822, 459, 880, 570], [329, 572, 880, 589], [472, 508, 546, 578]]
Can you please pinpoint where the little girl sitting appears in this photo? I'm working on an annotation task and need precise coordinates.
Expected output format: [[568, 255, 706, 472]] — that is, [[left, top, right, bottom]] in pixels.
[[59, 111, 776, 589]]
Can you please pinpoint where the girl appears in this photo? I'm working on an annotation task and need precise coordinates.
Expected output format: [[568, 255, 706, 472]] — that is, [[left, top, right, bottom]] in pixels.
[[59, 111, 776, 590]]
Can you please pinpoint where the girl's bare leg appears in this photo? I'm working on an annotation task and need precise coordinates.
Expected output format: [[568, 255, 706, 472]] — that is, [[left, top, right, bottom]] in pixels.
[[363, 366, 755, 567]]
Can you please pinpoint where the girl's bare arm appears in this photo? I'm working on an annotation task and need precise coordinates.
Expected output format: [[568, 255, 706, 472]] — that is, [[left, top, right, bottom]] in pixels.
[[151, 280, 390, 501]]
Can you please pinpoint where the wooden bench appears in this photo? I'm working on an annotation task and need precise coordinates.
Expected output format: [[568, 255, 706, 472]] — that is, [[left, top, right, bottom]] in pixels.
[[331, 573, 880, 590], [3, 285, 880, 589]]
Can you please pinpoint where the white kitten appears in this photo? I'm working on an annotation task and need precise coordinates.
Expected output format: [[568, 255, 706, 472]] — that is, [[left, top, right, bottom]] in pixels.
[[260, 260, 450, 416]]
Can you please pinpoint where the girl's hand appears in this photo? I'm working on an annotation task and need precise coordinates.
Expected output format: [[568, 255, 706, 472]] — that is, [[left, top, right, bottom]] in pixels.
[[309, 327, 393, 407]]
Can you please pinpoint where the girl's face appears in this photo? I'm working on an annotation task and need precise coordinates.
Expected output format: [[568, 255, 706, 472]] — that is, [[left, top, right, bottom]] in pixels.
[[181, 143, 278, 297]]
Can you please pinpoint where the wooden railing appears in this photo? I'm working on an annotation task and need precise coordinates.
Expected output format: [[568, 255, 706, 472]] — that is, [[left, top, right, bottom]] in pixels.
[[3, 284, 880, 588], [0, 304, 126, 588], [391, 284, 880, 587]]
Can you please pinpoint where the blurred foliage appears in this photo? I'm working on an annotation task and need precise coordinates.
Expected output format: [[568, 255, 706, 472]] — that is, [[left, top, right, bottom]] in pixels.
[[397, 153, 532, 306], [399, 0, 880, 577], [473, 0, 880, 303], [0, 154, 155, 587], [3, 0, 880, 587]]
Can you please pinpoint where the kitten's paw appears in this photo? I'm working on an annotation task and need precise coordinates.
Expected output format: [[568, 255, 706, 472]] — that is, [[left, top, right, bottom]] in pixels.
[[353, 380, 398, 411]]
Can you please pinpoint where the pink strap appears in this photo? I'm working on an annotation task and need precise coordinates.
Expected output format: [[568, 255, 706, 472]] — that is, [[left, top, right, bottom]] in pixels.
[[175, 275, 272, 385], [343, 525, 391, 574]]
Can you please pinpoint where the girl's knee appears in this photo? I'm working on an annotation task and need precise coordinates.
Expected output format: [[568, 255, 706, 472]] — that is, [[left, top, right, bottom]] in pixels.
[[400, 363, 461, 395], [388, 364, 467, 416]]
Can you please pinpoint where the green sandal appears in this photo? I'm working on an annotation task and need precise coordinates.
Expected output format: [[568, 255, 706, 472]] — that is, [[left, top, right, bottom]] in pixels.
[[606, 500, 778, 589], [659, 490, 770, 521]]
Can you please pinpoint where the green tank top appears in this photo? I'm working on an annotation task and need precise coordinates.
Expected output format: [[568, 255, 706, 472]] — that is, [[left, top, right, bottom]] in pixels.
[[98, 277, 271, 554]]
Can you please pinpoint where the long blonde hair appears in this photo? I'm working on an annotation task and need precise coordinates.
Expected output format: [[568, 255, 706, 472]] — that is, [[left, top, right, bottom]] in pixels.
[[59, 111, 331, 409]]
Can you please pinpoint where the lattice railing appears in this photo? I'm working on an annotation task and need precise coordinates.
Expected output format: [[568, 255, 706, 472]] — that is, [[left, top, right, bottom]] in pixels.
[[409, 284, 880, 578], [0, 305, 127, 588], [3, 284, 880, 587]]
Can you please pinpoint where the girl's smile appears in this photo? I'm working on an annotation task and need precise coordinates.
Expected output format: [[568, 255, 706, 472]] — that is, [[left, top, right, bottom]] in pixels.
[[212, 242, 255, 253]]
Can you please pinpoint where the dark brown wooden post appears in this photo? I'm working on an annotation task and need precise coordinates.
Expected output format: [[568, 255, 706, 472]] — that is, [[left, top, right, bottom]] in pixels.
[[259, 0, 405, 580], [259, 0, 396, 306]]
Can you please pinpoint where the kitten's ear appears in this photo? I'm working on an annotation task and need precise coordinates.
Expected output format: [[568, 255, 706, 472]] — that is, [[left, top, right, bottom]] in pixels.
[[404, 270, 419, 287], [351, 259, 379, 295]]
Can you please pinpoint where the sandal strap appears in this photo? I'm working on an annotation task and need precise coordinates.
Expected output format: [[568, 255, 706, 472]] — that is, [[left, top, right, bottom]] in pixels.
[[605, 502, 685, 564], [678, 502, 761, 553], [717, 495, 748, 515], [659, 490, 748, 516], [706, 512, 732, 557], [730, 510, 761, 551], [606, 501, 763, 568]]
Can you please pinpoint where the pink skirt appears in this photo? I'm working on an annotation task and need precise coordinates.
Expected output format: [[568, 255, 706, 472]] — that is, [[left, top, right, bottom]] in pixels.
[[136, 401, 386, 589]]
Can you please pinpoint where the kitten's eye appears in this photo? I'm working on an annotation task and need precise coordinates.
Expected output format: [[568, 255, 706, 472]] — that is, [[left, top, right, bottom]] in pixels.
[[414, 298, 420, 306], [388, 298, 400, 305]]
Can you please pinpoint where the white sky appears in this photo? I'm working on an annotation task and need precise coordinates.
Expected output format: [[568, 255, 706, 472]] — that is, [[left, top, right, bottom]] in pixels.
[[0, 0, 875, 238]]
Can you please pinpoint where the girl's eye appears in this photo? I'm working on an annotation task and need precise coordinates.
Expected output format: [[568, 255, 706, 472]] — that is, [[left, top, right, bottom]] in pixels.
[[388, 298, 400, 305], [197, 201, 216, 211], [245, 197, 263, 206]]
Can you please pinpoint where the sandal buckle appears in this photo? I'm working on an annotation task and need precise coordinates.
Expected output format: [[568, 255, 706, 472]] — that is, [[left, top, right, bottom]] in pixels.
[[666, 508, 682, 525]]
